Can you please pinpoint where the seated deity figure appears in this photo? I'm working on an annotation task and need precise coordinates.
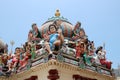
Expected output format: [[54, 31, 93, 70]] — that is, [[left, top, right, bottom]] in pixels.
[[79, 29, 89, 52], [85, 41, 102, 65], [84, 41, 100, 65], [48, 24, 62, 50], [72, 22, 81, 40], [42, 24, 64, 59], [83, 52, 93, 65], [18, 46, 31, 71], [53, 19, 64, 43], [9, 47, 20, 72], [96, 46, 112, 69], [31, 23, 42, 43], [72, 26, 88, 47], [53, 19, 63, 33]]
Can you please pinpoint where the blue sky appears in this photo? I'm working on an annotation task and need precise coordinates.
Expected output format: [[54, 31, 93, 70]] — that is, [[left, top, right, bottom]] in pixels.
[[0, 0, 120, 69]]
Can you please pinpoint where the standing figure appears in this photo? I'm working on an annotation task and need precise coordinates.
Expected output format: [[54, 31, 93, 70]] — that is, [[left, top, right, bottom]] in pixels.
[[83, 41, 95, 66], [96, 46, 112, 69], [75, 40, 85, 60], [72, 22, 81, 40], [83, 52, 93, 65], [11, 47, 20, 72], [88, 41, 95, 56], [2, 52, 8, 66], [30, 44, 36, 60], [53, 19, 64, 43], [31, 23, 42, 43], [79, 28, 86, 39], [28, 30, 34, 43], [53, 19, 63, 32]]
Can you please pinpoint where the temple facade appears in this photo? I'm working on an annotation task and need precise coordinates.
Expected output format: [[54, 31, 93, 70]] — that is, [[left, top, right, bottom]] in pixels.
[[0, 10, 115, 80]]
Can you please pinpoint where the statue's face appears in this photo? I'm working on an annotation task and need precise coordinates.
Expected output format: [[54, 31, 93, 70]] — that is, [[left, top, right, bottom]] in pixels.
[[32, 25, 37, 31], [15, 48, 20, 54], [79, 30, 85, 37], [50, 26, 56, 33], [56, 20, 62, 26], [76, 23, 80, 28]]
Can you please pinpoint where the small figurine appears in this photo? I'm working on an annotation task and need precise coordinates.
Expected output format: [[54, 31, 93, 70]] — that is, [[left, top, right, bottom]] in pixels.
[[72, 22, 81, 40], [31, 23, 42, 43], [2, 52, 8, 66], [30, 44, 36, 60], [75, 40, 85, 59]]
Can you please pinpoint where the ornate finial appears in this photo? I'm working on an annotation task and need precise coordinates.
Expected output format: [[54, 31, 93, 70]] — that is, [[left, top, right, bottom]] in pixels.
[[55, 9, 60, 17]]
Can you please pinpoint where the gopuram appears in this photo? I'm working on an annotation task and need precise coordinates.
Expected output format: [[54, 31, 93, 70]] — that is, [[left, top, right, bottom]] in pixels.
[[0, 10, 115, 80]]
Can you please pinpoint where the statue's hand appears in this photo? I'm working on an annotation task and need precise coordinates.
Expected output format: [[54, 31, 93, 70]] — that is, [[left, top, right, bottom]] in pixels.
[[57, 29, 62, 34]]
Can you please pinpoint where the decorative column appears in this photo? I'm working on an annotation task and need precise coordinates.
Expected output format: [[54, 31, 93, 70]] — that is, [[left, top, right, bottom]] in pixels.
[[47, 69, 59, 80]]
